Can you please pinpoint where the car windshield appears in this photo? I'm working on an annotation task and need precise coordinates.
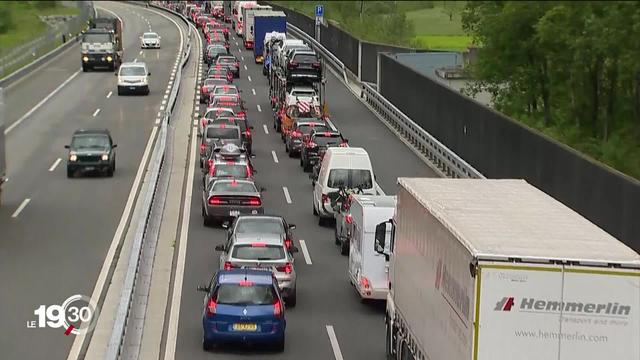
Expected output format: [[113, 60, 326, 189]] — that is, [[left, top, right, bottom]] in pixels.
[[120, 66, 147, 76], [217, 57, 236, 64], [205, 109, 235, 119], [214, 283, 276, 305], [299, 124, 327, 134], [211, 181, 256, 192], [314, 135, 342, 147], [143, 33, 158, 39], [213, 87, 238, 95], [327, 169, 373, 189], [71, 134, 110, 148], [235, 218, 285, 234], [206, 127, 239, 139], [231, 244, 285, 260], [294, 54, 318, 63], [83, 33, 112, 43], [213, 164, 248, 178]]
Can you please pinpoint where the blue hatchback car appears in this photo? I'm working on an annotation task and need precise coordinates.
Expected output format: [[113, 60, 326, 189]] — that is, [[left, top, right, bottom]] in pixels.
[[198, 269, 286, 351]]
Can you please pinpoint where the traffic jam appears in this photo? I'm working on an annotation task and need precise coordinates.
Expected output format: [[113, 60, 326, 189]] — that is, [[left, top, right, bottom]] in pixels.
[[160, 0, 388, 353]]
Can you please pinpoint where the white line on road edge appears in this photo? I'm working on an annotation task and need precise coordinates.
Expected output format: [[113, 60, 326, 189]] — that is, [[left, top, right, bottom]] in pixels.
[[164, 94, 169, 99], [282, 187, 292, 204], [164, 18, 198, 360], [299, 240, 313, 265], [248, 75, 252, 82], [257, 104, 261, 112], [241, 56, 244, 61], [92, 108, 101, 117], [252, 88, 256, 95], [133, 58, 137, 62], [244, 64, 247, 70], [157, 52, 159, 59], [326, 118, 337, 131], [5, 70, 80, 135], [263, 124, 269, 134], [326, 325, 345, 360], [235, 41, 239, 46], [271, 150, 278, 163], [48, 158, 62, 172], [11, 198, 31, 218], [139, 50, 143, 55], [107, 91, 113, 98]]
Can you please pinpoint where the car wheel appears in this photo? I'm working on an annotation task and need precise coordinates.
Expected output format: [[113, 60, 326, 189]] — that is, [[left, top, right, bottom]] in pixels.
[[285, 142, 289, 153], [107, 167, 114, 177], [262, 67, 267, 76], [203, 215, 212, 227], [313, 199, 318, 216], [274, 334, 285, 352], [67, 168, 74, 178], [299, 156, 304, 167], [202, 337, 214, 351], [117, 87, 123, 96], [335, 227, 341, 245], [287, 289, 296, 307], [288, 149, 294, 158], [319, 216, 328, 226], [82, 65, 88, 72]]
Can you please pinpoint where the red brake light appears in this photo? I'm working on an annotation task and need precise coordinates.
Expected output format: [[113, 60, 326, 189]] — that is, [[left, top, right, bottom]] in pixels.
[[223, 261, 233, 270], [208, 159, 214, 171], [243, 129, 251, 137], [322, 194, 328, 203], [360, 277, 370, 289], [312, 62, 321, 68], [246, 197, 261, 206], [237, 112, 245, 118], [345, 214, 353, 224], [307, 141, 317, 148], [246, 165, 252, 177], [209, 196, 224, 205], [202, 86, 208, 93], [273, 299, 282, 318], [284, 238, 292, 249], [251, 242, 266, 247], [276, 263, 292, 274], [324, 132, 332, 136], [206, 298, 217, 316], [239, 280, 254, 286], [339, 142, 348, 147], [291, 131, 301, 138], [200, 143, 206, 154]]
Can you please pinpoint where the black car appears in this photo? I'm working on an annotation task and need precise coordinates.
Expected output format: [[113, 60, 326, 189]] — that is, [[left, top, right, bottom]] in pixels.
[[206, 65, 234, 83], [65, 129, 117, 177], [285, 119, 329, 157], [215, 55, 240, 78], [211, 116, 253, 155], [286, 50, 321, 81], [200, 124, 242, 167], [300, 130, 347, 172]]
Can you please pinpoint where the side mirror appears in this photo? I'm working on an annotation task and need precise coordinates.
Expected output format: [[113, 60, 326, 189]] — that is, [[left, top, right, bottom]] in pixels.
[[114, 73, 118, 76], [290, 246, 299, 253], [249, 126, 254, 130], [259, 186, 266, 192], [197, 285, 210, 292], [148, 72, 151, 76], [64, 145, 70, 149], [112, 144, 118, 148], [288, 224, 296, 230], [214, 244, 225, 251], [221, 221, 230, 229]]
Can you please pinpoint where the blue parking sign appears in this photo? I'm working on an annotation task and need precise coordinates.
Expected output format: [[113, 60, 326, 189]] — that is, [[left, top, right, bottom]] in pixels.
[[315, 5, 324, 18]]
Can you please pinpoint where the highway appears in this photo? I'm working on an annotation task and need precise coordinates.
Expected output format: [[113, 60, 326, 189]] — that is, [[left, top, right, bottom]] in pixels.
[[166, 16, 437, 359], [0, 2, 183, 359]]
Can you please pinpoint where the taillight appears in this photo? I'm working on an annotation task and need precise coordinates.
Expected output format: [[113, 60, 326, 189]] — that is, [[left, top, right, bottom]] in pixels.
[[206, 298, 217, 316], [209, 196, 225, 205], [273, 299, 283, 318], [235, 61, 240, 67], [202, 118, 207, 126], [322, 194, 328, 203], [312, 62, 321, 68], [284, 238, 292, 249], [291, 131, 301, 138], [223, 261, 233, 270], [276, 263, 292, 274], [202, 86, 208, 93], [345, 214, 353, 224], [246, 165, 252, 177], [243, 129, 251, 137], [237, 112, 245, 118], [245, 197, 261, 206], [306, 141, 317, 148], [360, 276, 370, 289], [200, 143, 206, 154], [208, 161, 215, 176]]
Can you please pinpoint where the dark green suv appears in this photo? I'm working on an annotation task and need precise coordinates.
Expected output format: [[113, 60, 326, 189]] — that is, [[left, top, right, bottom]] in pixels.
[[65, 129, 117, 178]]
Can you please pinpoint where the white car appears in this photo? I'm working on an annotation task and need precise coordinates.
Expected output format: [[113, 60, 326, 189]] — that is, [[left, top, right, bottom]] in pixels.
[[140, 32, 161, 48], [117, 62, 150, 95]]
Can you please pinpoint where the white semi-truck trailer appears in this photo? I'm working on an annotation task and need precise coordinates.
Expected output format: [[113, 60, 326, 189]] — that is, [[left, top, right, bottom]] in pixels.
[[375, 178, 640, 360]]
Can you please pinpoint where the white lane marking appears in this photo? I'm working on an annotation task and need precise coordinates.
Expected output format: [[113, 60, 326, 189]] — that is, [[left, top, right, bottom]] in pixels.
[[160, 105, 165, 111], [162, 100, 167, 105], [157, 111, 162, 117], [263, 124, 269, 134], [299, 240, 313, 265], [248, 75, 252, 82], [241, 56, 244, 61], [164, 22, 199, 360], [106, 91, 113, 98], [326, 118, 337, 131], [165, 89, 170, 95], [164, 94, 168, 99], [326, 325, 345, 360], [257, 104, 261, 112], [282, 186, 292, 204], [5, 70, 80, 135], [155, 118, 161, 125], [193, 119, 198, 126], [243, 64, 247, 70], [48, 158, 62, 172], [92, 108, 101, 117], [157, 51, 159, 59], [235, 41, 239, 46], [271, 150, 278, 163], [142, 52, 146, 58], [12, 198, 31, 218], [133, 58, 138, 62], [139, 50, 143, 55], [251, 88, 256, 96]]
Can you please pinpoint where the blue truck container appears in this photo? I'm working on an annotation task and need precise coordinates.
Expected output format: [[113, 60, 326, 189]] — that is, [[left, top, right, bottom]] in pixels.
[[253, 11, 286, 63]]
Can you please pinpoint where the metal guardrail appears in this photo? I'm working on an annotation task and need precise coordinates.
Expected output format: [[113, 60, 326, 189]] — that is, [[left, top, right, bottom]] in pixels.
[[285, 22, 483, 179], [104, 4, 192, 359]]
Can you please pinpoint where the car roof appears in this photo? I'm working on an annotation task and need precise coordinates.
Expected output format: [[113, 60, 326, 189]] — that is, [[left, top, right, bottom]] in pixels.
[[217, 269, 273, 285], [73, 129, 111, 136], [236, 214, 285, 221], [143, 32, 158, 35], [292, 49, 317, 56], [120, 62, 147, 68]]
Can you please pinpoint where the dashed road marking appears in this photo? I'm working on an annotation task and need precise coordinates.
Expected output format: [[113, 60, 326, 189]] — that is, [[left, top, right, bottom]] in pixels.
[[252, 88, 256, 96], [12, 198, 31, 218], [92, 108, 101, 117], [271, 150, 278, 163], [248, 75, 252, 82], [282, 187, 292, 204], [326, 325, 344, 360], [48, 158, 62, 172], [107, 91, 112, 98], [299, 240, 313, 265], [244, 64, 247, 70], [257, 104, 261, 112], [263, 124, 269, 134]]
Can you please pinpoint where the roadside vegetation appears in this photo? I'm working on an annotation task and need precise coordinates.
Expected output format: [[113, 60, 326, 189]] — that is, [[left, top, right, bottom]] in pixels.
[[0, 1, 80, 77], [462, 1, 640, 180], [272, 1, 472, 51]]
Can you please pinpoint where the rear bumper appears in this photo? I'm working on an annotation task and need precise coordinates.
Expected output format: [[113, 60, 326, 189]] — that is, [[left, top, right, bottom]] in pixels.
[[205, 205, 264, 219], [244, 40, 254, 49], [118, 85, 148, 94], [356, 285, 388, 300], [203, 319, 285, 343]]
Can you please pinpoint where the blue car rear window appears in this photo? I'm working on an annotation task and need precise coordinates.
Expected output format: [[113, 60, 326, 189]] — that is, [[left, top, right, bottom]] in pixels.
[[215, 284, 276, 305]]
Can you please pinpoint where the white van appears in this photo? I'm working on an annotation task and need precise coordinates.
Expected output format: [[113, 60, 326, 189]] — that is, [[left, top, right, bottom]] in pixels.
[[348, 195, 395, 300], [312, 147, 376, 224]]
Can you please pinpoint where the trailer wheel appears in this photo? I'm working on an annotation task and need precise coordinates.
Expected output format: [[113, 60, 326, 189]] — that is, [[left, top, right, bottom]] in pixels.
[[386, 317, 396, 359]]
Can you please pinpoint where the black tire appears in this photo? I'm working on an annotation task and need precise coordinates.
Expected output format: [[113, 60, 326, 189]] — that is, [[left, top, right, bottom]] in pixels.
[[288, 149, 295, 158], [285, 142, 289, 153], [313, 201, 318, 216], [319, 216, 328, 226], [287, 289, 296, 307], [117, 87, 123, 96], [335, 227, 341, 245], [67, 168, 74, 178], [274, 334, 285, 352], [340, 239, 349, 255], [262, 67, 267, 76], [106, 166, 114, 177], [385, 319, 395, 360], [82, 65, 88, 72], [203, 338, 214, 351]]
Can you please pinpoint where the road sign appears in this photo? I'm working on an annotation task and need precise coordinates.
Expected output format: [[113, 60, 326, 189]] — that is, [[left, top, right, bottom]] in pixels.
[[315, 5, 324, 18]]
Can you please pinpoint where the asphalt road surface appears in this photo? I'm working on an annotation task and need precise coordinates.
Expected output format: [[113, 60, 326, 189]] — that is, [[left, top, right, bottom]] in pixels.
[[0, 2, 183, 359], [169, 18, 437, 360]]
